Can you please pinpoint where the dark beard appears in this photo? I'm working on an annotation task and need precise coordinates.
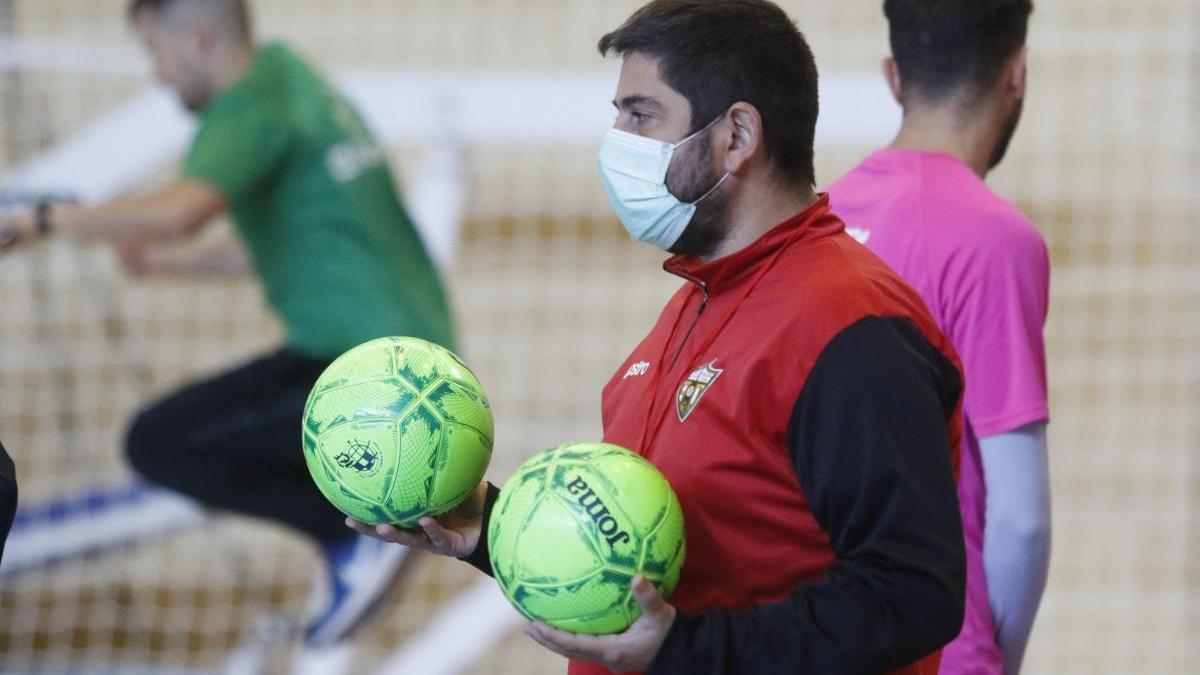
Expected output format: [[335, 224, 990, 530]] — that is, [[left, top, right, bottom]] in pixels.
[[988, 98, 1024, 171], [665, 129, 730, 258]]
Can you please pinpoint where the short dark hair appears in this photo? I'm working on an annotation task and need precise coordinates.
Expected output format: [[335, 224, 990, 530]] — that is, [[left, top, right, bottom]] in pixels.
[[599, 0, 819, 188], [128, 0, 252, 42], [884, 0, 1033, 103]]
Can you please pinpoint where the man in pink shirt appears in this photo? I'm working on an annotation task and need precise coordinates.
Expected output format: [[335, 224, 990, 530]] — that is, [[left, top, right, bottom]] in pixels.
[[827, 2, 1050, 674]]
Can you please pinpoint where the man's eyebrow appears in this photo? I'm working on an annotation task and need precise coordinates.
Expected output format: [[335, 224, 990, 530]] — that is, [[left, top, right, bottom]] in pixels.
[[613, 95, 663, 111]]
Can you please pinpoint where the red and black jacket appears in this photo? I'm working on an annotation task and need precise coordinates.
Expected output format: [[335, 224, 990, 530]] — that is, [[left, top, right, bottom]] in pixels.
[[466, 196, 966, 675]]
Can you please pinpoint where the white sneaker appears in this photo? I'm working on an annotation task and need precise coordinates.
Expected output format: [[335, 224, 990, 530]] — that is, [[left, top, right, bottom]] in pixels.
[[303, 535, 415, 648]]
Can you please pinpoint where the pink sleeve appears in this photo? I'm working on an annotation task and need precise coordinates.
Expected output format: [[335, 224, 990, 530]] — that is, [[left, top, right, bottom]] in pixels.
[[941, 219, 1050, 439]]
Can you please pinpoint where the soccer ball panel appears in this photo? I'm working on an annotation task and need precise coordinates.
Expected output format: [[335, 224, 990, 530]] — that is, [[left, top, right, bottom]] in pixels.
[[384, 405, 443, 526], [304, 378, 416, 434], [514, 569, 632, 634], [548, 462, 641, 569], [579, 449, 672, 534], [391, 338, 443, 390], [428, 380, 494, 438], [640, 490, 686, 598], [515, 493, 607, 583], [427, 422, 491, 514], [490, 471, 548, 589], [305, 419, 398, 523], [319, 337, 401, 384]]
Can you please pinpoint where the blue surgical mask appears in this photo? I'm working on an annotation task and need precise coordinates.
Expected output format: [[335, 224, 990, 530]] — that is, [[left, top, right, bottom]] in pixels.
[[597, 120, 731, 250]]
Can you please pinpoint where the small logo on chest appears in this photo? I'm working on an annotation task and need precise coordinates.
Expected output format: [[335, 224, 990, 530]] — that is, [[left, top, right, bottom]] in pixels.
[[676, 360, 723, 422], [623, 361, 651, 379]]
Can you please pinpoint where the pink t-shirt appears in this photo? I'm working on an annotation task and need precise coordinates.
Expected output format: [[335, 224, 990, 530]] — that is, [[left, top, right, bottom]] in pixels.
[[828, 149, 1050, 675]]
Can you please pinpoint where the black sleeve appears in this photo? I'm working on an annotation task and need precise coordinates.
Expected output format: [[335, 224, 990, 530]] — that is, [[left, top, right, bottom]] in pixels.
[[457, 481, 500, 577], [0, 439, 16, 566], [648, 316, 966, 675]]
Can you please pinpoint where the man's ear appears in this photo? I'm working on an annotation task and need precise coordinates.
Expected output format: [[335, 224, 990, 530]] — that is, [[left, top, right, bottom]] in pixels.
[[883, 57, 903, 106], [1007, 44, 1028, 101], [722, 101, 763, 175]]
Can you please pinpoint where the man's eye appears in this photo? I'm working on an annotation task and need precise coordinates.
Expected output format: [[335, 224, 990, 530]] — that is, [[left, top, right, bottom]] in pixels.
[[630, 111, 650, 122]]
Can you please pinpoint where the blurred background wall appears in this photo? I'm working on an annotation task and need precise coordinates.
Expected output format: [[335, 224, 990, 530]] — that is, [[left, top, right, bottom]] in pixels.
[[0, 1, 1195, 673]]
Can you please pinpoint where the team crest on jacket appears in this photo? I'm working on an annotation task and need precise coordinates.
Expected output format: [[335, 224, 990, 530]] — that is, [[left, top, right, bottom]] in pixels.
[[676, 361, 723, 422]]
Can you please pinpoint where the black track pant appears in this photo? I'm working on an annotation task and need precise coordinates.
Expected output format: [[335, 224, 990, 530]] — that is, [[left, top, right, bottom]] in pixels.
[[126, 349, 351, 542]]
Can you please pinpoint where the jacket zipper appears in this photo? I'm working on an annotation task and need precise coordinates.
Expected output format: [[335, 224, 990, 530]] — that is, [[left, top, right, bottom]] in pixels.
[[666, 269, 710, 371]]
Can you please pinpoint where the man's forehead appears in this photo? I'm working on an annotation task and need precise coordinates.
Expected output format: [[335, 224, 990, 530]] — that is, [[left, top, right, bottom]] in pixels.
[[615, 53, 662, 94], [613, 53, 688, 111], [614, 94, 664, 111], [619, 52, 662, 79]]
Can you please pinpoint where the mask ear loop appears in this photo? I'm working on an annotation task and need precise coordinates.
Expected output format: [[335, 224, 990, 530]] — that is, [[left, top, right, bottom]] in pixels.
[[689, 171, 731, 206], [674, 113, 731, 205], [675, 114, 725, 149]]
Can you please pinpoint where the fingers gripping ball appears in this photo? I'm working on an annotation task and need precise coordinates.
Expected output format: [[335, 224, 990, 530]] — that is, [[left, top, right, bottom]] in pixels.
[[302, 337, 493, 527], [489, 442, 686, 635]]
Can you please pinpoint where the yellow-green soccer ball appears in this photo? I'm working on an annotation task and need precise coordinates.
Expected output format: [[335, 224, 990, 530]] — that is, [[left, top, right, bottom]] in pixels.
[[302, 336, 493, 527], [489, 442, 686, 635]]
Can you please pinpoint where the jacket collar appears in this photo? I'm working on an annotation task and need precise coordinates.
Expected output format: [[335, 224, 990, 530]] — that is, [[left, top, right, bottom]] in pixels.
[[662, 193, 839, 293]]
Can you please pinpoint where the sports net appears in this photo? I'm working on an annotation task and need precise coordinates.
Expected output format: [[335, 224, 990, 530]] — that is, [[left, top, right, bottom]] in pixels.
[[0, 1, 1196, 674]]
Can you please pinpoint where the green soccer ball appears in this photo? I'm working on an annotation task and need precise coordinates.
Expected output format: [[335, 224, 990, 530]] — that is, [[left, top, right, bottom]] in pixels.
[[488, 442, 686, 635], [302, 336, 493, 527]]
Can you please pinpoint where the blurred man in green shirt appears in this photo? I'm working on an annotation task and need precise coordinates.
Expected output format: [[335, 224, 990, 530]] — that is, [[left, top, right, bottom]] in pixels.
[[0, 0, 453, 647]]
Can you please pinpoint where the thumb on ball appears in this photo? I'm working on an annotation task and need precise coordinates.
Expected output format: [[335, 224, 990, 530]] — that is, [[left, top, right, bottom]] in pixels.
[[420, 518, 447, 547], [632, 575, 662, 610]]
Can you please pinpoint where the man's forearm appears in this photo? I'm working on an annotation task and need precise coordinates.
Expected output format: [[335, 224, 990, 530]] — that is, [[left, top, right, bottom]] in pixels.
[[983, 514, 1050, 674], [47, 180, 227, 245], [979, 425, 1052, 674], [130, 233, 253, 277], [53, 201, 183, 243]]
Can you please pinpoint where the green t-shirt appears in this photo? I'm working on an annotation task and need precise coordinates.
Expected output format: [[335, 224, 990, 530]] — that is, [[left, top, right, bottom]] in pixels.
[[184, 43, 454, 358]]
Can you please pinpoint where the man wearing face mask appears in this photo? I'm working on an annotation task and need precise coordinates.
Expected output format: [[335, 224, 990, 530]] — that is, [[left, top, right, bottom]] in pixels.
[[349, 1, 968, 673], [828, 3, 1050, 674], [0, 0, 454, 647]]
